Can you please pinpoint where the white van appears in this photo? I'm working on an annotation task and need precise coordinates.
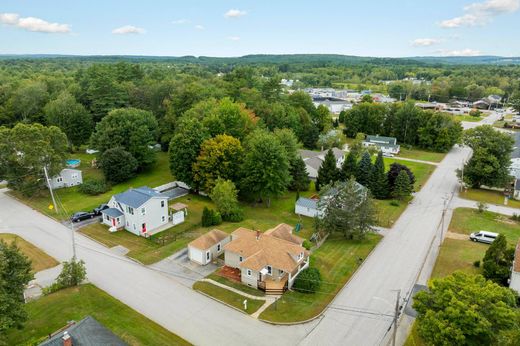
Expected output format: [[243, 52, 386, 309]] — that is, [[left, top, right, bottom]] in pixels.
[[469, 231, 498, 244]]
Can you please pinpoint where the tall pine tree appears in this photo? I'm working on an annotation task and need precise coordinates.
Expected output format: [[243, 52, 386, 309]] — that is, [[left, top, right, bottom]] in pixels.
[[341, 151, 358, 181], [356, 151, 373, 188], [289, 156, 310, 192], [316, 149, 340, 191], [370, 151, 389, 199], [393, 170, 412, 200]]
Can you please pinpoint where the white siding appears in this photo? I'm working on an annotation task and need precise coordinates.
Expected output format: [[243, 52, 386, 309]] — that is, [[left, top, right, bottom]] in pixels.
[[295, 204, 318, 218], [510, 271, 520, 294], [188, 246, 205, 265]]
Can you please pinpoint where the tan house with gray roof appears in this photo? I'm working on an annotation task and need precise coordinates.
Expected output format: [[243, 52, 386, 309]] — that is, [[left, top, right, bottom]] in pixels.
[[223, 224, 309, 292]]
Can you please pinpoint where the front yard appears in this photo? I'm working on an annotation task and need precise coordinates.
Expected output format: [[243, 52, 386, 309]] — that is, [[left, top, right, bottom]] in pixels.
[[5, 284, 189, 346], [193, 281, 265, 315], [397, 147, 447, 163], [0, 233, 58, 272], [258, 233, 381, 323], [460, 188, 520, 209]]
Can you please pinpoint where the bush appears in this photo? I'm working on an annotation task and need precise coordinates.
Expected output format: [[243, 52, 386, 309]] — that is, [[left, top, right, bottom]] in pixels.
[[201, 207, 222, 227], [222, 210, 244, 222], [78, 178, 110, 195], [469, 109, 482, 117], [99, 147, 138, 183], [390, 200, 400, 206], [292, 267, 321, 294], [43, 258, 86, 294], [511, 213, 520, 222], [302, 239, 312, 250], [477, 201, 488, 213], [473, 260, 481, 268]]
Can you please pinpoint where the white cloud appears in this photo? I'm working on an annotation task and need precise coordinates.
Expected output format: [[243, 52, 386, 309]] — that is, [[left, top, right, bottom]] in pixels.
[[228, 36, 240, 41], [440, 0, 519, 28], [112, 25, 145, 35], [172, 19, 190, 24], [411, 38, 441, 47], [224, 9, 247, 18], [195, 24, 205, 30], [436, 48, 482, 56], [0, 12, 70, 33]]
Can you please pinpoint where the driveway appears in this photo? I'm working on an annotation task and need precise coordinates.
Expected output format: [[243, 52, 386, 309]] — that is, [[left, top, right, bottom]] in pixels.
[[149, 248, 218, 287]]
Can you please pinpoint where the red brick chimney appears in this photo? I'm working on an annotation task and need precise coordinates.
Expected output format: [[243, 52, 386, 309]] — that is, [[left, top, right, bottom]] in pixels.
[[62, 331, 72, 346]]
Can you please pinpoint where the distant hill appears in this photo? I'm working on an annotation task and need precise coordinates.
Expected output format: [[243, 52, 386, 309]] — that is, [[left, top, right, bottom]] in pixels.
[[0, 53, 519, 66]]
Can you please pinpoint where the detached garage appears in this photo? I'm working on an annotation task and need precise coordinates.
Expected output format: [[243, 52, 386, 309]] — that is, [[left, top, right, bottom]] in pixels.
[[188, 229, 230, 265]]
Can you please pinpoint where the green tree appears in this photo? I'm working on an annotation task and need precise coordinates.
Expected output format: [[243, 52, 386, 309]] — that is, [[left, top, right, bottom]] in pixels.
[[192, 134, 243, 192], [387, 163, 416, 192], [0, 240, 33, 342], [99, 147, 138, 183], [44, 91, 93, 147], [6, 80, 49, 124], [463, 125, 514, 188], [355, 151, 373, 188], [482, 234, 515, 286], [168, 117, 209, 187], [510, 92, 520, 113], [392, 170, 412, 200], [240, 130, 291, 207], [341, 151, 358, 181], [315, 180, 374, 240], [210, 179, 242, 221], [90, 108, 158, 168], [289, 156, 310, 192], [316, 149, 340, 191], [292, 268, 321, 294], [417, 112, 462, 152], [414, 272, 519, 346], [370, 151, 389, 199], [55, 258, 87, 288], [0, 123, 68, 196]]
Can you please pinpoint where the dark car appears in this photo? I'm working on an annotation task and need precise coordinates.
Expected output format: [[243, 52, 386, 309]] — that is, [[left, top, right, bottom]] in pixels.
[[93, 203, 109, 216], [71, 211, 94, 223]]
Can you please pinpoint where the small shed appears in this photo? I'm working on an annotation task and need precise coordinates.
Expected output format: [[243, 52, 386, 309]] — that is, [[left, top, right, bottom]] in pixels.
[[295, 197, 320, 218], [169, 203, 188, 226], [188, 229, 230, 265]]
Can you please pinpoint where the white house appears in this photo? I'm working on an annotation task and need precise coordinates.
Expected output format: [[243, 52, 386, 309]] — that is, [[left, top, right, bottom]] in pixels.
[[188, 229, 231, 265], [513, 179, 520, 201], [295, 197, 321, 218], [47, 169, 82, 190], [363, 135, 400, 155], [299, 148, 345, 180], [101, 186, 170, 236], [509, 158, 520, 180], [509, 240, 520, 294]]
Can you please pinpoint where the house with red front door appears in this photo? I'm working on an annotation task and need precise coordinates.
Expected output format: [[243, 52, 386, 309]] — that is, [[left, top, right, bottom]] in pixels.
[[101, 186, 170, 236]]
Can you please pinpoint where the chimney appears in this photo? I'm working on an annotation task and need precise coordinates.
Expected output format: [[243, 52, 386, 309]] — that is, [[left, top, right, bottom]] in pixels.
[[256, 230, 260, 240], [62, 331, 72, 346]]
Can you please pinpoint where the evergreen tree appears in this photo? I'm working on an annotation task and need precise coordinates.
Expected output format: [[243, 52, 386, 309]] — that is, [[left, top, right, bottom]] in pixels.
[[289, 156, 310, 192], [393, 170, 412, 200], [482, 234, 514, 286], [370, 151, 389, 199], [316, 149, 340, 191], [341, 151, 358, 180], [355, 151, 373, 188]]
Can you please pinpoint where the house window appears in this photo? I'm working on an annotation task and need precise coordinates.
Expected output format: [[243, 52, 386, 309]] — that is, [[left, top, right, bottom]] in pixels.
[[127, 206, 134, 215], [267, 265, 272, 275], [280, 270, 284, 274], [71, 174, 78, 179], [56, 177, 63, 183], [133, 224, 136, 230], [161, 216, 165, 222], [246, 269, 252, 277], [105, 215, 109, 221], [239, 256, 243, 262], [116, 217, 120, 223], [161, 201, 165, 208], [206, 252, 210, 261], [217, 243, 221, 252], [141, 207, 146, 216]]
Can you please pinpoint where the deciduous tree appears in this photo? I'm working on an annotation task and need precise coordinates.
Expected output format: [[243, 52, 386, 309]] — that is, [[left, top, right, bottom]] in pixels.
[[99, 147, 138, 183]]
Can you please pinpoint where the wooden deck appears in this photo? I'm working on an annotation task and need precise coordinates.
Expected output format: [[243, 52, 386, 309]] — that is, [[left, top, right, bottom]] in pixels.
[[259, 275, 288, 294]]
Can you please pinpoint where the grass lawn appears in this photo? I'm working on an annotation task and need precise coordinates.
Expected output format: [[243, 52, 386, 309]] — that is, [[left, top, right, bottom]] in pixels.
[[207, 273, 265, 297], [404, 322, 427, 346], [193, 281, 264, 314], [460, 188, 520, 209], [449, 208, 520, 244], [259, 233, 381, 323], [454, 114, 482, 122], [431, 238, 485, 278], [0, 234, 58, 272], [383, 158, 435, 191], [9, 152, 173, 221], [397, 147, 446, 163], [5, 284, 189, 346], [374, 199, 409, 228]]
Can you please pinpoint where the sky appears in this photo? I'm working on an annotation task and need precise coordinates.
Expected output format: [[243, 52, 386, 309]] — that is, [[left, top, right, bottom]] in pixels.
[[0, 0, 519, 57]]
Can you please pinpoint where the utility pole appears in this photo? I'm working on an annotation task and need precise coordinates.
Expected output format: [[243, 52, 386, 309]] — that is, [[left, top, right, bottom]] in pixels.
[[43, 166, 58, 214], [392, 289, 401, 346], [70, 218, 77, 259], [439, 196, 448, 248]]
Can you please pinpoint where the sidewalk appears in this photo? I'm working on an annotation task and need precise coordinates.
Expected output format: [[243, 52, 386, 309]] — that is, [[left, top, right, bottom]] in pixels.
[[453, 196, 520, 216], [390, 156, 439, 166]]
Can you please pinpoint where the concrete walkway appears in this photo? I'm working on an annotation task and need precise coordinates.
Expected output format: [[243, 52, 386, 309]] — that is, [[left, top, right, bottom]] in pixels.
[[390, 156, 439, 166], [453, 196, 520, 216], [200, 278, 276, 319]]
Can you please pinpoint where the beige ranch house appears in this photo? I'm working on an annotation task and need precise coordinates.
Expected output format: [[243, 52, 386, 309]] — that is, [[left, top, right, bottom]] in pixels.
[[188, 229, 231, 265], [224, 224, 309, 292]]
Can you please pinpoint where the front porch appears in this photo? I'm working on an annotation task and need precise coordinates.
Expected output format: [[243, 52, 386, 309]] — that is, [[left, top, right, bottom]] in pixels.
[[258, 275, 288, 294]]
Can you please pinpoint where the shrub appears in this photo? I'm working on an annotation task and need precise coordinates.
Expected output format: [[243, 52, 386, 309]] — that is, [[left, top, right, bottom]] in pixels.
[[293, 267, 321, 294], [79, 178, 110, 195], [43, 258, 86, 294], [99, 147, 138, 183], [302, 239, 312, 250], [201, 207, 222, 227], [222, 210, 244, 222], [511, 213, 520, 222], [477, 201, 488, 213], [390, 200, 400, 206], [473, 260, 481, 268]]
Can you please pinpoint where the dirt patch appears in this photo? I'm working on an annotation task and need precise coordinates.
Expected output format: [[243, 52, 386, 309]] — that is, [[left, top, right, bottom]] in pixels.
[[446, 232, 469, 240]]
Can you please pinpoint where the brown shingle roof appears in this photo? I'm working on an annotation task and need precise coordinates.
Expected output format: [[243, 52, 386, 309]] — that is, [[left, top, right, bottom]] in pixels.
[[264, 223, 304, 245], [169, 203, 188, 211], [514, 240, 520, 273], [224, 226, 309, 273], [189, 229, 229, 250]]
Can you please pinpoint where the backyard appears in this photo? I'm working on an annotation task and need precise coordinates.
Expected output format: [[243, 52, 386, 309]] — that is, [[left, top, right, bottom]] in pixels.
[[258, 233, 381, 323], [5, 284, 189, 346], [0, 233, 58, 272]]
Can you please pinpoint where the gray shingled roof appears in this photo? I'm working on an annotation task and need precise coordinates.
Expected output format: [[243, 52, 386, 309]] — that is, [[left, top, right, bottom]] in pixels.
[[102, 208, 123, 218], [296, 197, 318, 209], [365, 135, 397, 145], [39, 316, 127, 346], [113, 186, 165, 208]]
